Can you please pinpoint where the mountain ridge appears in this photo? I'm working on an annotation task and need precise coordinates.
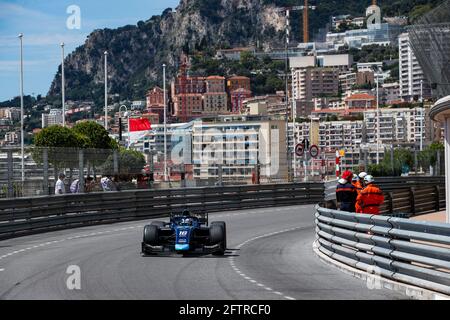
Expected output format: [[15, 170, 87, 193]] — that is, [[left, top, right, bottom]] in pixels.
[[47, 0, 441, 105]]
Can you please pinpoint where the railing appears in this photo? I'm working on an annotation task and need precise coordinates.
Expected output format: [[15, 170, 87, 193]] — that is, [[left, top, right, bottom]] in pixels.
[[0, 182, 324, 240], [324, 176, 446, 217], [315, 205, 450, 296]]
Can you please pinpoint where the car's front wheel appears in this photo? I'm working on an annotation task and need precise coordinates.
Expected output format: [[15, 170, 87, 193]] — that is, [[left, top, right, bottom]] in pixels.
[[210, 222, 226, 256], [143, 225, 159, 245]]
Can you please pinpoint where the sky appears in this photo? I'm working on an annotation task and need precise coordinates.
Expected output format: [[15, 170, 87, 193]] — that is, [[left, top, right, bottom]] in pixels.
[[0, 0, 180, 101]]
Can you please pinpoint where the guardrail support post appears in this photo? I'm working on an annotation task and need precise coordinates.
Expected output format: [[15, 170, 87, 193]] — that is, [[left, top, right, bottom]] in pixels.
[[414, 150, 418, 174], [79, 149, 84, 193], [217, 164, 223, 187], [113, 150, 119, 175], [390, 145, 394, 175], [43, 148, 49, 195], [434, 185, 440, 212], [7, 150, 13, 198], [410, 187, 416, 215], [436, 149, 441, 176], [388, 191, 394, 214]]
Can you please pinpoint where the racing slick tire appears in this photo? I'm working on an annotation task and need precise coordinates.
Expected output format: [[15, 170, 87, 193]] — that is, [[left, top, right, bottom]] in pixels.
[[143, 225, 159, 246], [210, 222, 226, 256]]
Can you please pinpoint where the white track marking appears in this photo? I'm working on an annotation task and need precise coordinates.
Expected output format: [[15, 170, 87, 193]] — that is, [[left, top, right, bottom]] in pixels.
[[0, 224, 146, 263], [228, 226, 304, 301]]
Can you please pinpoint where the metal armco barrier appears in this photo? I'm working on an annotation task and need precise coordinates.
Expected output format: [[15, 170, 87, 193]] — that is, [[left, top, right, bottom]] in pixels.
[[0, 183, 324, 240], [315, 205, 450, 296]]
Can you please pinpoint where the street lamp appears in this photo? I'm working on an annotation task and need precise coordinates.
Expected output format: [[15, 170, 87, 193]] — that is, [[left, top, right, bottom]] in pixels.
[[119, 105, 129, 148], [163, 64, 168, 182], [372, 66, 382, 165], [420, 79, 424, 151], [104, 51, 108, 130], [18, 33, 25, 183], [61, 42, 66, 127], [285, 9, 293, 182]]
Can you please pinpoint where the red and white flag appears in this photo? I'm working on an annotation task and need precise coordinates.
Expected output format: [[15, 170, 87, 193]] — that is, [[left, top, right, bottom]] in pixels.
[[130, 118, 151, 132], [128, 118, 151, 146]]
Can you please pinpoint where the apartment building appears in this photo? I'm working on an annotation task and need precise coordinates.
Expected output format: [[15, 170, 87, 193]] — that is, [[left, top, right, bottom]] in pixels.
[[364, 107, 429, 145], [0, 108, 20, 121], [230, 88, 252, 114], [42, 109, 63, 128], [242, 92, 288, 118], [399, 32, 431, 102], [171, 75, 251, 120], [146, 87, 166, 123], [290, 55, 351, 114], [203, 76, 228, 115], [191, 117, 288, 181], [339, 71, 375, 93]]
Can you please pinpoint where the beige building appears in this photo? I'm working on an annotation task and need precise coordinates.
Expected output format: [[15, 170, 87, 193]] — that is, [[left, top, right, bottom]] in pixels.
[[191, 117, 288, 182], [203, 92, 228, 115]]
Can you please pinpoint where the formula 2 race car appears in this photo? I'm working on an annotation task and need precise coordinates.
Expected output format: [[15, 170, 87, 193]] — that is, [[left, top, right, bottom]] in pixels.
[[141, 210, 227, 256]]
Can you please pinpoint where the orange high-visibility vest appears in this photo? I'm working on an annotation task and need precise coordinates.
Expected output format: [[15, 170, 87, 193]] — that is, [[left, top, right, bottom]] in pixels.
[[356, 184, 385, 215]]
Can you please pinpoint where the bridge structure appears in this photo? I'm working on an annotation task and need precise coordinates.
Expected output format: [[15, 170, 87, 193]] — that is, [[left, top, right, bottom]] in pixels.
[[0, 177, 448, 300]]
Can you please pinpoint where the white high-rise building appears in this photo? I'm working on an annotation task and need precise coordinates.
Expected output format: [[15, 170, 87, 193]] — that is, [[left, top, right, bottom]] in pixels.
[[399, 33, 431, 102], [41, 109, 63, 128]]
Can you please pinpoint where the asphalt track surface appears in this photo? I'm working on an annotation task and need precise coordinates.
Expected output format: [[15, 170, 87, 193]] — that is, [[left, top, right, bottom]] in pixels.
[[0, 205, 407, 300]]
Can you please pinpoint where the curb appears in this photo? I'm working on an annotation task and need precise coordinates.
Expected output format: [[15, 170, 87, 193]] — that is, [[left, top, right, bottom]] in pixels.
[[312, 240, 450, 300]]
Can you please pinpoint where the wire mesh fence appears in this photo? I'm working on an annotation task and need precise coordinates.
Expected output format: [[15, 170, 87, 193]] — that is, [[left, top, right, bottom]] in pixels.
[[0, 146, 445, 199], [0, 147, 267, 199], [408, 0, 450, 98]]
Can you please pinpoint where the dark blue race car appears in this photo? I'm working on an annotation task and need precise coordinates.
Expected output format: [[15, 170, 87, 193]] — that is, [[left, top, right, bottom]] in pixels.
[[141, 210, 227, 256]]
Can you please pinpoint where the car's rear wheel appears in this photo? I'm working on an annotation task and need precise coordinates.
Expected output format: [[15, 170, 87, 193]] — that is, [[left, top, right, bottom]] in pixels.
[[210, 222, 226, 256]]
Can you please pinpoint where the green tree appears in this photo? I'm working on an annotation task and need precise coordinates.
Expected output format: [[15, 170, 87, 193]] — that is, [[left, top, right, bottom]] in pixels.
[[418, 142, 444, 170], [33, 125, 87, 175], [34, 125, 84, 148], [368, 148, 413, 176], [101, 148, 146, 178], [72, 121, 118, 149]]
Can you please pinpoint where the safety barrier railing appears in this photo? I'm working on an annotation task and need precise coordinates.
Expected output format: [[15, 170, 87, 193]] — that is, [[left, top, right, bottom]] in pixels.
[[315, 205, 450, 296], [0, 182, 324, 240]]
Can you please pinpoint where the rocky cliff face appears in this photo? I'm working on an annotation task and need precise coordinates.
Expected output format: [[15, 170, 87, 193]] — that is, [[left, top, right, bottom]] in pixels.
[[48, 0, 287, 102]]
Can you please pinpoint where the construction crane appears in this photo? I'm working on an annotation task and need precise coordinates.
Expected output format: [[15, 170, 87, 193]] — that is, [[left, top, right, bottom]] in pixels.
[[275, 0, 316, 43]]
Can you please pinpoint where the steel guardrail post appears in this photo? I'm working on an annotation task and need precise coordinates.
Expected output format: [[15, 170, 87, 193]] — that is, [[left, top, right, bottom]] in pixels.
[[79, 149, 84, 193], [434, 185, 441, 212], [43, 148, 49, 196], [6, 150, 13, 198], [410, 187, 416, 215]]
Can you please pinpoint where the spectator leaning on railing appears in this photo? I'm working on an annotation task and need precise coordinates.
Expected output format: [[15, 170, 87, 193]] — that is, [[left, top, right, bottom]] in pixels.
[[55, 173, 66, 195]]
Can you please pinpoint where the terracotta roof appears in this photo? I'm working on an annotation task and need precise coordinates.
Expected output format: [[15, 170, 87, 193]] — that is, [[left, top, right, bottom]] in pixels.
[[228, 76, 250, 80], [345, 93, 376, 101], [206, 76, 225, 80]]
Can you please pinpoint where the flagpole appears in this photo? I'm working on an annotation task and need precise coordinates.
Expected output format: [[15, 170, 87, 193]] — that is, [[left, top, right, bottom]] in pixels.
[[163, 64, 168, 182]]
